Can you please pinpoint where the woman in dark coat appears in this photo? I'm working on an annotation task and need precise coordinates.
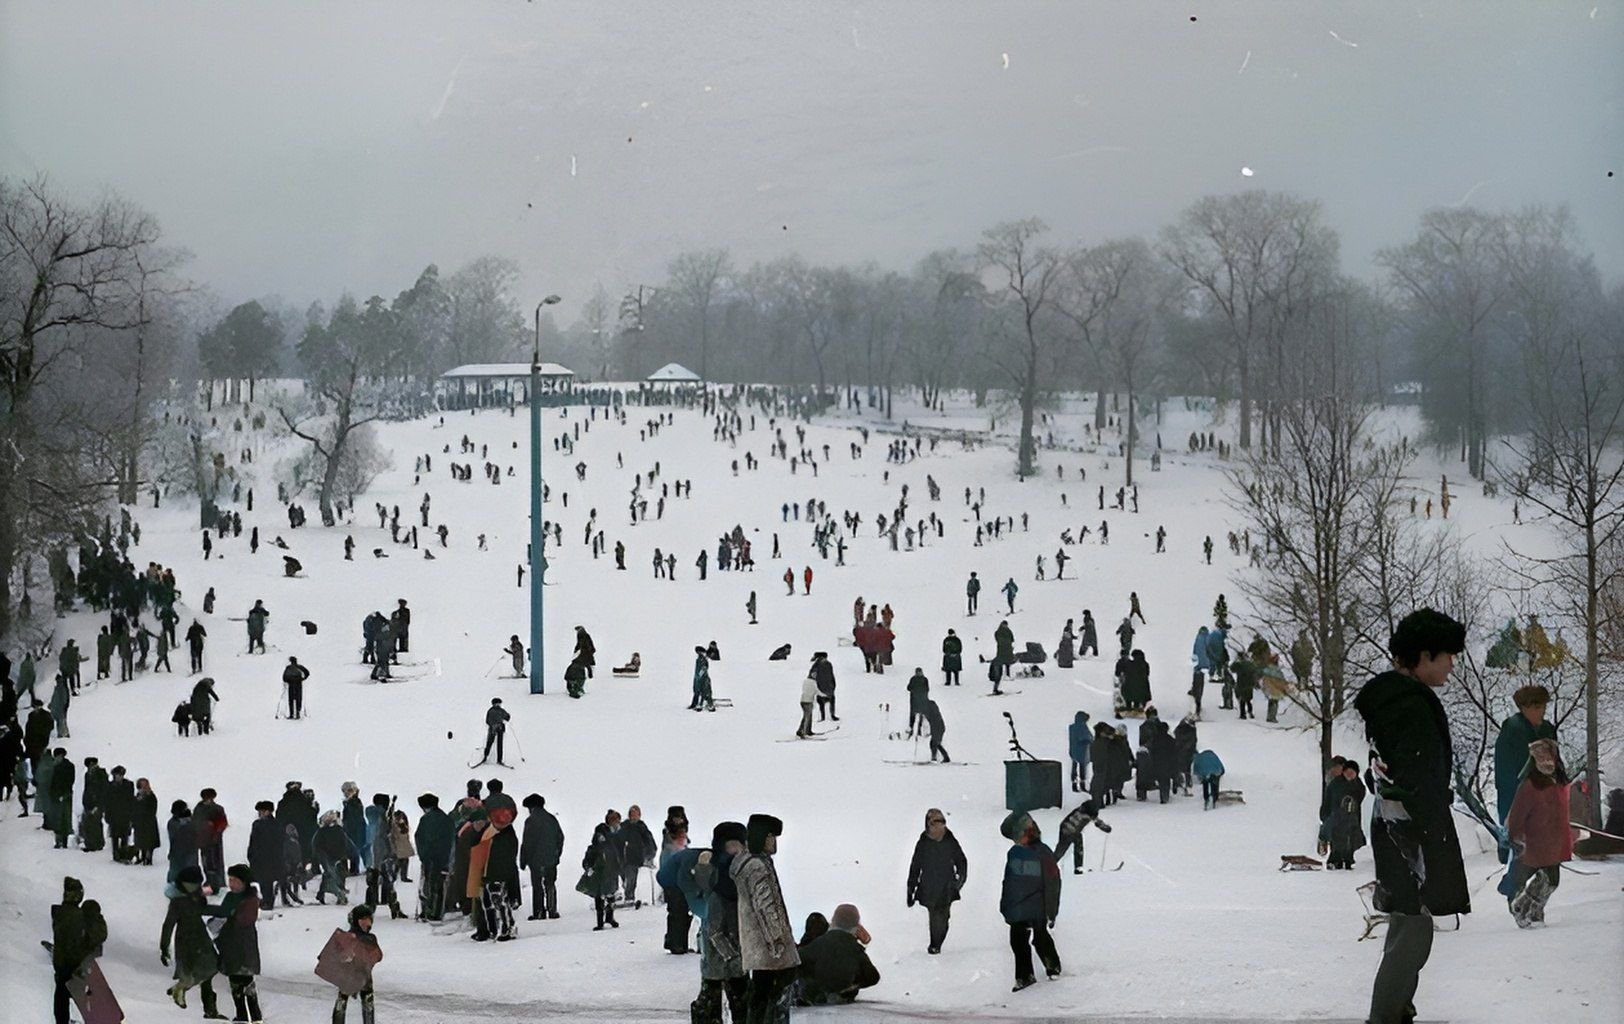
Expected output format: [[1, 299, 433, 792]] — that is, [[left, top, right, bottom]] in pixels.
[[341, 783, 367, 873], [159, 865, 222, 1015], [166, 801, 197, 883], [1107, 728, 1134, 802], [906, 808, 967, 954], [1055, 620, 1075, 669], [312, 811, 354, 904], [104, 766, 136, 861], [209, 864, 263, 1023], [1088, 722, 1115, 805], [580, 812, 625, 930], [940, 629, 962, 686], [132, 778, 161, 864]]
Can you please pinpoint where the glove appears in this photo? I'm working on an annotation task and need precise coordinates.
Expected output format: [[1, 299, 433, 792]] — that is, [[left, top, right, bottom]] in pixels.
[[160, 950, 171, 967], [1317, 840, 1329, 857], [1046, 917, 1056, 930], [1094, 820, 1112, 833]]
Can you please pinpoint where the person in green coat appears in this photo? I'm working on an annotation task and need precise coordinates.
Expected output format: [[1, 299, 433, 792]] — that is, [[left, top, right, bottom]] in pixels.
[[1494, 684, 1560, 894], [159, 865, 222, 1015], [940, 630, 962, 686]]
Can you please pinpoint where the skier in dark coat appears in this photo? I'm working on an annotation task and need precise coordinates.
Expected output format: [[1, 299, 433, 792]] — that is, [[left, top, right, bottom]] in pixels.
[[940, 629, 962, 686], [159, 865, 222, 1015], [414, 793, 455, 921], [1354, 609, 1469, 1024], [1052, 798, 1112, 874], [906, 668, 930, 736], [482, 698, 510, 765], [281, 657, 309, 719], [906, 808, 967, 953], [922, 699, 949, 762], [520, 794, 565, 920], [811, 651, 838, 722], [185, 620, 207, 673], [573, 626, 597, 678]]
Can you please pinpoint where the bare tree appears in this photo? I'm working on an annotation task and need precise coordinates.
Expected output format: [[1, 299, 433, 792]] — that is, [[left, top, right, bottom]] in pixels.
[[667, 249, 731, 381], [978, 219, 1065, 477], [907, 250, 984, 409]]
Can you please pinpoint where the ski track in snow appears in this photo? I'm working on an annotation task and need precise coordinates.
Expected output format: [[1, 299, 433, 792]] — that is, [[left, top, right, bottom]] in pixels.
[[2, 391, 1620, 1022]]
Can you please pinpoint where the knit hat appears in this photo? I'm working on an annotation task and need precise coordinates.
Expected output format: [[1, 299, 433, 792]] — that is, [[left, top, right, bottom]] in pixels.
[[176, 865, 205, 888], [418, 793, 440, 809], [63, 876, 84, 901], [255, 800, 274, 813], [349, 903, 375, 926], [831, 903, 872, 944], [227, 864, 255, 885], [711, 820, 747, 851], [999, 810, 1034, 841], [746, 813, 783, 854]]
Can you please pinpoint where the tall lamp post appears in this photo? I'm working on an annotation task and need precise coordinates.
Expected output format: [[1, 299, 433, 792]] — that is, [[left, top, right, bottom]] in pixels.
[[530, 294, 562, 695]]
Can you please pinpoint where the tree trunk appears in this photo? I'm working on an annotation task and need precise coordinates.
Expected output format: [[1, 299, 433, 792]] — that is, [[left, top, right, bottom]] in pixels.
[[1124, 388, 1136, 488], [1237, 351, 1252, 449], [1094, 387, 1107, 429]]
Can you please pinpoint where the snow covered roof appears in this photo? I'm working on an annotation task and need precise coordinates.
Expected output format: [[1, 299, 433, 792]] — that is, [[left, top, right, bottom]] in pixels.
[[646, 362, 701, 382], [441, 362, 575, 379]]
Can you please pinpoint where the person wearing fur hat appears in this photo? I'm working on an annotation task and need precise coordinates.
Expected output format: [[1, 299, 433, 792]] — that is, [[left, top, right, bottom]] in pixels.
[[167, 799, 198, 884], [796, 903, 880, 1005], [1319, 760, 1367, 869], [520, 794, 565, 921], [1505, 738, 1572, 927], [193, 787, 229, 890], [340, 782, 367, 874], [206, 864, 262, 1023], [581, 809, 625, 930], [105, 765, 135, 863], [331, 904, 382, 1023], [160, 864, 224, 1016], [312, 810, 354, 905], [999, 810, 1062, 992], [1053, 799, 1112, 875], [907, 808, 967, 953], [732, 812, 799, 1020], [50, 876, 100, 1024], [365, 794, 405, 919], [414, 793, 455, 921], [691, 820, 750, 1024], [247, 801, 283, 910]]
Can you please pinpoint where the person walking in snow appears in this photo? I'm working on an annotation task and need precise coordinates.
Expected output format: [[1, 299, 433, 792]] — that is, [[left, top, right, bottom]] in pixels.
[[1354, 609, 1469, 1024], [573, 626, 596, 679], [999, 810, 1061, 992], [185, 620, 207, 673], [1067, 712, 1091, 792], [520, 794, 564, 921], [922, 699, 949, 762], [1002, 577, 1019, 614], [245, 600, 269, 654], [811, 651, 838, 722], [1079, 610, 1098, 657], [689, 648, 714, 712], [940, 629, 962, 686], [1504, 737, 1572, 927], [965, 572, 981, 615], [907, 808, 966, 954], [159, 865, 223, 1016]]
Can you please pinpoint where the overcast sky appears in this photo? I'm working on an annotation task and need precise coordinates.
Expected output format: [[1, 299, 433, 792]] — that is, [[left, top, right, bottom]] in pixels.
[[3, 1, 1619, 319]]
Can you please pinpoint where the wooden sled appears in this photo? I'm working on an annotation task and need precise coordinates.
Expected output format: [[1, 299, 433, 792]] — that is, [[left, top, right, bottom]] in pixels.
[[1572, 822, 1624, 860], [1280, 854, 1324, 872], [610, 669, 640, 678], [1215, 789, 1245, 806]]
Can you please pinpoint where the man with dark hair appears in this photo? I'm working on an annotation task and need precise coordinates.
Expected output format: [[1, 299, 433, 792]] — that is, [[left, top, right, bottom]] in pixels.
[[1493, 683, 1559, 899], [1353, 608, 1469, 1024]]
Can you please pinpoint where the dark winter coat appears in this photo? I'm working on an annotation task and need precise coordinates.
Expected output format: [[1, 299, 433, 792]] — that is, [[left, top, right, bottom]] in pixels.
[[188, 679, 219, 721], [51, 897, 93, 973], [1107, 734, 1134, 791], [312, 822, 352, 866], [193, 798, 226, 852], [940, 634, 962, 673], [1354, 670, 1470, 917], [581, 823, 625, 897], [1089, 723, 1114, 784], [485, 824, 522, 900], [414, 806, 455, 871], [1232, 658, 1260, 700], [1150, 724, 1179, 783], [798, 928, 881, 1004], [574, 630, 596, 667], [1056, 629, 1075, 668], [82, 764, 108, 811], [1493, 711, 1559, 823], [275, 789, 318, 858], [105, 776, 135, 836], [208, 889, 261, 976], [167, 814, 197, 872], [907, 829, 967, 908], [342, 795, 367, 864], [248, 816, 283, 881], [1320, 776, 1367, 854], [1068, 713, 1092, 762], [1000, 840, 1060, 925], [619, 818, 657, 869], [160, 884, 219, 985], [133, 790, 160, 851], [696, 848, 745, 981], [907, 671, 929, 713], [520, 807, 564, 870], [1173, 720, 1199, 772], [994, 624, 1015, 662], [812, 658, 837, 697]]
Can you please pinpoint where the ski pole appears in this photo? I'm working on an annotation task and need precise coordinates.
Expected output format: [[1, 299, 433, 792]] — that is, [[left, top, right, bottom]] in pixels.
[[1099, 833, 1110, 873], [275, 682, 286, 719], [482, 653, 505, 679], [511, 728, 529, 764]]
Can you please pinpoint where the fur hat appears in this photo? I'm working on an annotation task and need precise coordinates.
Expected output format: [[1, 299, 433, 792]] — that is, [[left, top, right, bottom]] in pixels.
[[418, 793, 440, 809], [1513, 684, 1551, 709], [999, 810, 1034, 841], [711, 820, 747, 851], [176, 865, 205, 888], [746, 813, 783, 854], [227, 864, 255, 885], [349, 903, 375, 926], [62, 876, 84, 901], [255, 800, 274, 813], [523, 793, 545, 810]]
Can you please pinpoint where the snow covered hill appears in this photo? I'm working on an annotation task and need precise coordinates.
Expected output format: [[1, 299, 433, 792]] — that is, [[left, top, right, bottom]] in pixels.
[[2, 390, 1618, 1022]]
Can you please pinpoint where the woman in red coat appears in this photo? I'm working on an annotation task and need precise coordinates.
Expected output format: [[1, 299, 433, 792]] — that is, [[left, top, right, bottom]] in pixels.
[[1505, 738, 1572, 927]]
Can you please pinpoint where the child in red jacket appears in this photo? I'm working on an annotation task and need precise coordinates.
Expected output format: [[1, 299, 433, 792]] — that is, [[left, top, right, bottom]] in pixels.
[[1505, 738, 1572, 927]]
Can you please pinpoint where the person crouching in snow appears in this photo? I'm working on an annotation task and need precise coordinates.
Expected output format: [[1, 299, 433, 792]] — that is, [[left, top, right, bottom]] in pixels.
[[1053, 799, 1112, 875], [999, 810, 1061, 992], [1505, 738, 1572, 928], [796, 903, 880, 1005]]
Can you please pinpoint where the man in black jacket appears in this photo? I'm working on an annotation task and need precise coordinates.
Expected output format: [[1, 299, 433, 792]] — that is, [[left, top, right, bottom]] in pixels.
[[520, 794, 564, 920], [413, 794, 455, 921], [1353, 608, 1468, 1024], [248, 801, 283, 909]]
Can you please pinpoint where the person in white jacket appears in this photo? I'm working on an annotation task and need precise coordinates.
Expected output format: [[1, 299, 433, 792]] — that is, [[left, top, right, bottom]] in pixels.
[[797, 672, 817, 738]]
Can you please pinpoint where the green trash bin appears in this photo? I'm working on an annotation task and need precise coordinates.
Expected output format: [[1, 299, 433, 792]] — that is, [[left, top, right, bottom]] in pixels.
[[1004, 758, 1063, 813]]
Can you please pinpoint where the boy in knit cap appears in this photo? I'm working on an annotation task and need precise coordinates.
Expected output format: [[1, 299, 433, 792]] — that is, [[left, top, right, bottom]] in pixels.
[[999, 810, 1061, 992]]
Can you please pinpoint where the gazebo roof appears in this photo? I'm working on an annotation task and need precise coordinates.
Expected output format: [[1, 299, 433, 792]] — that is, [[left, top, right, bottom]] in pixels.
[[646, 362, 701, 382]]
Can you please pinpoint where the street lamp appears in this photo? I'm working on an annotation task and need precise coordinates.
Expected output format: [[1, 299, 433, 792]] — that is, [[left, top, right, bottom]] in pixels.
[[530, 294, 562, 695]]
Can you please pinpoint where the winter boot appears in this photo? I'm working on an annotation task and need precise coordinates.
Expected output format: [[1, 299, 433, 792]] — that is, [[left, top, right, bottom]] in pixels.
[[1012, 976, 1037, 992]]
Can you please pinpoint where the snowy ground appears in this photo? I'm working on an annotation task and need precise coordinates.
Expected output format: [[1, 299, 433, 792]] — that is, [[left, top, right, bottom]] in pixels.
[[2, 389, 1619, 1023]]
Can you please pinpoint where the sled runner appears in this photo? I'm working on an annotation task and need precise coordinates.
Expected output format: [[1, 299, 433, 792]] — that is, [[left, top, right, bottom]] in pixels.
[[1571, 821, 1624, 859]]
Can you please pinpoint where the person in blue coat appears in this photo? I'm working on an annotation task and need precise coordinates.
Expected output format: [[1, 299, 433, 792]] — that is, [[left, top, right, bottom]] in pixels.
[[1192, 749, 1226, 810], [1493, 684, 1559, 898], [1067, 712, 1092, 793], [998, 810, 1061, 992]]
